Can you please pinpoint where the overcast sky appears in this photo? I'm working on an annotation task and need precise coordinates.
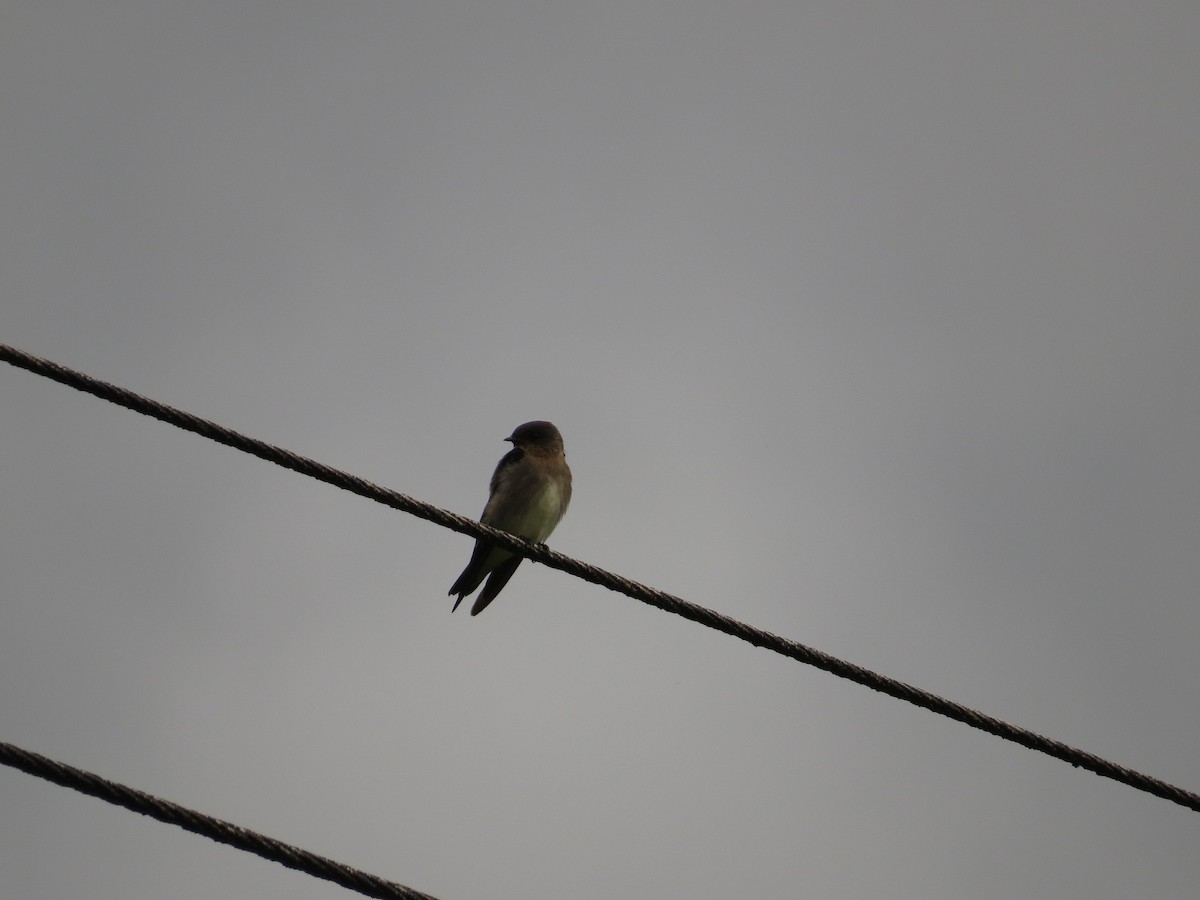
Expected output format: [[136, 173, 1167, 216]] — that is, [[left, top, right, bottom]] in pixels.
[[2, 3, 1198, 898]]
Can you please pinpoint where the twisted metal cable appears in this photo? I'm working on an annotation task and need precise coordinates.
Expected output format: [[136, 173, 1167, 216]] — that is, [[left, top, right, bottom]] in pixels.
[[3, 342, 1198, 814], [0, 740, 439, 900]]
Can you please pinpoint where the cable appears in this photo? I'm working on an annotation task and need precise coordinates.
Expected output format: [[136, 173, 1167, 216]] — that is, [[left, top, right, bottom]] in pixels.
[[3, 342, 1198, 814], [0, 740, 439, 900]]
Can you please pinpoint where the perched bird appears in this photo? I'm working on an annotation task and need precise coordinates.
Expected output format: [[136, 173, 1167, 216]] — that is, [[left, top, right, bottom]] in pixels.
[[449, 421, 572, 615]]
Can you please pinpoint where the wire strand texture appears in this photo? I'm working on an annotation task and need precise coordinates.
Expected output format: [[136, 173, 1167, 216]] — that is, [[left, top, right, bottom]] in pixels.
[[0, 741, 440, 900], [3, 341, 1198, 814]]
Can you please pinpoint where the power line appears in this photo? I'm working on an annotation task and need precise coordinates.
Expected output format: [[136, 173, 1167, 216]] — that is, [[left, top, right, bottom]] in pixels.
[[3, 342, 1198, 814], [0, 740, 440, 900]]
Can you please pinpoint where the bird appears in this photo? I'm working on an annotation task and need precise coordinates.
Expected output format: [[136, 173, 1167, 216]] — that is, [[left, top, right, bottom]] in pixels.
[[449, 421, 572, 615]]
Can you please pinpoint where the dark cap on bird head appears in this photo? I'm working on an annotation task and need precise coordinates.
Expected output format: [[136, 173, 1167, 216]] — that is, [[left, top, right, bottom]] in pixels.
[[505, 421, 564, 450]]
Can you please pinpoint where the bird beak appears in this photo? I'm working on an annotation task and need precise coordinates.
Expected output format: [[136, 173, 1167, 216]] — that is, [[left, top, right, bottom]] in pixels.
[[504, 436, 514, 443]]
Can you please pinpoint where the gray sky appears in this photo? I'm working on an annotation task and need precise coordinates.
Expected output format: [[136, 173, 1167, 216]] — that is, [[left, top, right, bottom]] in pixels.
[[3, 2, 1198, 898]]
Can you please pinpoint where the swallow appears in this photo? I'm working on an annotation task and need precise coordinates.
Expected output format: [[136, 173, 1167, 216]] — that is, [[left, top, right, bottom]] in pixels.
[[449, 421, 572, 615]]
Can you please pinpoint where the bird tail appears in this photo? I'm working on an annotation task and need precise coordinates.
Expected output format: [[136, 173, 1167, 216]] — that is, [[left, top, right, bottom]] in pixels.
[[468, 556, 523, 615]]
